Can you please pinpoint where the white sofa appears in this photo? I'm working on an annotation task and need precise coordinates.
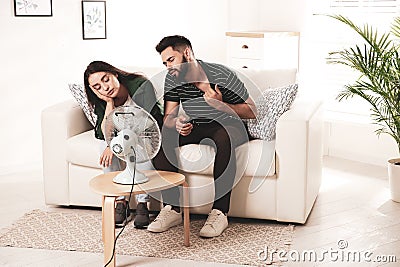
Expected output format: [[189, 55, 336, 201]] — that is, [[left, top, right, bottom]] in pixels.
[[41, 66, 324, 224]]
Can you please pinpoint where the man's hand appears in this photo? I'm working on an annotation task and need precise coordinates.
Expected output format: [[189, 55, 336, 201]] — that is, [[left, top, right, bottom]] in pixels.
[[203, 84, 223, 109], [202, 83, 257, 119], [175, 115, 193, 136], [100, 146, 114, 167]]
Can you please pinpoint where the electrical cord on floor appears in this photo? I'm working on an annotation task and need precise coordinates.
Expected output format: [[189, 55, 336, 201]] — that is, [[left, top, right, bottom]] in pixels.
[[104, 150, 136, 267]]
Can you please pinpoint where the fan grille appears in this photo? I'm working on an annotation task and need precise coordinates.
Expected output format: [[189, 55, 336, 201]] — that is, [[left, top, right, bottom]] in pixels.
[[104, 105, 161, 163]]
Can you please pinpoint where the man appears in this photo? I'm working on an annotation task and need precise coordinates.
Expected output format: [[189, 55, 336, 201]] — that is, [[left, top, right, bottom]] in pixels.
[[149, 35, 257, 237]]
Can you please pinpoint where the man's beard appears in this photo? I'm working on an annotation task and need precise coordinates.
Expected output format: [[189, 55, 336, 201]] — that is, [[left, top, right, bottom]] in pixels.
[[175, 56, 189, 82]]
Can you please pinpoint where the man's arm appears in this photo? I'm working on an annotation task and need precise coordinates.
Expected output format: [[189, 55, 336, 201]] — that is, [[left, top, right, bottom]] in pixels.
[[163, 100, 193, 136], [224, 96, 257, 119], [203, 85, 257, 119], [163, 100, 179, 128]]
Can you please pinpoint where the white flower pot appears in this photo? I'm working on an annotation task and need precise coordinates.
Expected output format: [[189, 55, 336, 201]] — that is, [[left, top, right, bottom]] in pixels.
[[388, 158, 400, 202]]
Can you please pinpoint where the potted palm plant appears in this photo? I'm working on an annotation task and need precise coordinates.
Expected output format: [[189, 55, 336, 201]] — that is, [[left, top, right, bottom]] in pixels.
[[326, 14, 400, 202]]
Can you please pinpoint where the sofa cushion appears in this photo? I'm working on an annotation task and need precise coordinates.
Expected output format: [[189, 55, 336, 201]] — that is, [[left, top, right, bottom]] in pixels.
[[66, 130, 276, 177], [69, 83, 97, 126], [66, 130, 102, 168], [246, 84, 298, 141], [237, 139, 276, 177], [177, 139, 275, 177]]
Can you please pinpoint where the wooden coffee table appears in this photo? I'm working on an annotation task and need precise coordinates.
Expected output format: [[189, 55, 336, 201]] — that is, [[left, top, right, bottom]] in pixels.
[[89, 170, 189, 267]]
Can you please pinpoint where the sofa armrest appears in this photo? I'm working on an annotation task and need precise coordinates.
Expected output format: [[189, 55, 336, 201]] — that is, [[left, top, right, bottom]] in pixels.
[[275, 98, 324, 223], [41, 99, 93, 205]]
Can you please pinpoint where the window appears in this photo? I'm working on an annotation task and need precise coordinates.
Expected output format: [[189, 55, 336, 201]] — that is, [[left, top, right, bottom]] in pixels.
[[330, 0, 398, 15], [307, 0, 400, 116]]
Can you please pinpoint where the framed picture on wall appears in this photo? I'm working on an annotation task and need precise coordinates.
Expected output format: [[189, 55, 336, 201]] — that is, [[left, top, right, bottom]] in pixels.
[[81, 1, 107, 40], [14, 0, 52, 16]]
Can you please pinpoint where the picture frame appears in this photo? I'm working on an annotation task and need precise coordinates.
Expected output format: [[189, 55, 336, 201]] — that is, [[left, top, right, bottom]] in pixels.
[[14, 0, 52, 17], [81, 1, 107, 40]]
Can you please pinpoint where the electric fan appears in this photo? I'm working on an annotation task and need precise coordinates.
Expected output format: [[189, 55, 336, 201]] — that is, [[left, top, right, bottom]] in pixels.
[[104, 105, 161, 185]]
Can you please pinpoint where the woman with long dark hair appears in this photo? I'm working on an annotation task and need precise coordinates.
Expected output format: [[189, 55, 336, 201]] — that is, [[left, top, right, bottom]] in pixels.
[[84, 61, 163, 228]]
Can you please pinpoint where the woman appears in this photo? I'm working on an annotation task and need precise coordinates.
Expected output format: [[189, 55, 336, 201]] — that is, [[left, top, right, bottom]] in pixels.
[[84, 61, 163, 228]]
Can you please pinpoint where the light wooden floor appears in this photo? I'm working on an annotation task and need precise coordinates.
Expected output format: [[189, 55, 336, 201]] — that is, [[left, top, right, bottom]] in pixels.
[[0, 156, 399, 266]]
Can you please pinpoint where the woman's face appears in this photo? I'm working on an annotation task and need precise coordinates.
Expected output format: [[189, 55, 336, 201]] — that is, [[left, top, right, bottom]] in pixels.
[[88, 71, 120, 98]]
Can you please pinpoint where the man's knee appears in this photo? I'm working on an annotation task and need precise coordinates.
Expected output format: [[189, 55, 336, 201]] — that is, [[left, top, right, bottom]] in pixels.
[[213, 127, 235, 150], [161, 127, 180, 148]]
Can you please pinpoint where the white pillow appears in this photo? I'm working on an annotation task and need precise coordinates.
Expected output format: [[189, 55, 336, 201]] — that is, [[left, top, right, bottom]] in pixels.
[[68, 83, 97, 126], [246, 84, 298, 141]]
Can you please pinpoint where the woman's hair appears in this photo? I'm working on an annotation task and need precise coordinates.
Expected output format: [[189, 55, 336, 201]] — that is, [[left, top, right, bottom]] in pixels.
[[83, 61, 144, 106]]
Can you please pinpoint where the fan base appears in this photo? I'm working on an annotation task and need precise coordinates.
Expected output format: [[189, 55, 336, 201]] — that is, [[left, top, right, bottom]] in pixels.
[[112, 168, 149, 185]]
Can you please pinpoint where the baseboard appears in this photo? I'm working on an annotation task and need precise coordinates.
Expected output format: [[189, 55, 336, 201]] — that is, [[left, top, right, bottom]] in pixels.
[[324, 117, 399, 167]]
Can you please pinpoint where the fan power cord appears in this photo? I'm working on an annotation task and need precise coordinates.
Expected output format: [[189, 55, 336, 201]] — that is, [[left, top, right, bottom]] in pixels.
[[104, 150, 136, 267]]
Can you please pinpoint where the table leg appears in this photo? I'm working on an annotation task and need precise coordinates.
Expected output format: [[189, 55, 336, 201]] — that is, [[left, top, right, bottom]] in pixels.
[[102, 196, 105, 242], [183, 181, 190, 247], [103, 196, 116, 267]]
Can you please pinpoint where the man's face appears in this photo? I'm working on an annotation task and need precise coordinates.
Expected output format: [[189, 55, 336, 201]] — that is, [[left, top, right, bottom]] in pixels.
[[160, 46, 188, 78]]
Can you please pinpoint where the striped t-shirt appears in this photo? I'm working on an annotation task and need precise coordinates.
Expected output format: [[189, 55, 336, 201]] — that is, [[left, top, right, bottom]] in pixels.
[[164, 60, 249, 123]]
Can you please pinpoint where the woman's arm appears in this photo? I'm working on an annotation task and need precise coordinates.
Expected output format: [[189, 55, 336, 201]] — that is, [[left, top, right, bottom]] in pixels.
[[100, 101, 115, 136]]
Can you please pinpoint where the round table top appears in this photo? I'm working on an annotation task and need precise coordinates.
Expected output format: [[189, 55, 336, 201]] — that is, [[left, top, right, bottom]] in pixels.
[[89, 170, 185, 197]]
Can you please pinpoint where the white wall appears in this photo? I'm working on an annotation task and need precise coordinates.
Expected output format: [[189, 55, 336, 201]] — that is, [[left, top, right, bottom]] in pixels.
[[228, 0, 310, 31], [324, 114, 399, 167]]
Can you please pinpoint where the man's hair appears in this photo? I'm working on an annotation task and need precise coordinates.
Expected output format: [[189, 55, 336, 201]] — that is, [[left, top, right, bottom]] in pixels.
[[155, 35, 192, 54]]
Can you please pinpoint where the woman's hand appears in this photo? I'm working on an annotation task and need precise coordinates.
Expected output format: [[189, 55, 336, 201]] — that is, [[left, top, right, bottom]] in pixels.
[[91, 87, 114, 104], [175, 115, 193, 136], [100, 146, 114, 168]]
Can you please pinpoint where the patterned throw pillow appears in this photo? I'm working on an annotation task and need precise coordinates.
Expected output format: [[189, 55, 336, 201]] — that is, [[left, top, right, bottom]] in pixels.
[[246, 84, 298, 141], [68, 83, 97, 126]]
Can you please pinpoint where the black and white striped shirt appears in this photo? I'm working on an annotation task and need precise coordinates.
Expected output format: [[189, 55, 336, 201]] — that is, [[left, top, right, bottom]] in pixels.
[[164, 60, 249, 123]]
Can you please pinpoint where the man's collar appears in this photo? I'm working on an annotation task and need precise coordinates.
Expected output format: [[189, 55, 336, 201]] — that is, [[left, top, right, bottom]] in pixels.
[[196, 59, 211, 80]]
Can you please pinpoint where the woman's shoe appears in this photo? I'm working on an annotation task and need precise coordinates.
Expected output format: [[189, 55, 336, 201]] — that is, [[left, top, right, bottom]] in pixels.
[[134, 202, 150, 229], [115, 199, 132, 227]]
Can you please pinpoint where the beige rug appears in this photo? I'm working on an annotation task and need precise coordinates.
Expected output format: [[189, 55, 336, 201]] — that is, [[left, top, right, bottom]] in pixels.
[[0, 209, 294, 266]]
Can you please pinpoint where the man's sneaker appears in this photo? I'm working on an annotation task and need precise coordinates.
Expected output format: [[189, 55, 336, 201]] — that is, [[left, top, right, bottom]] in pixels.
[[147, 205, 182, 233], [134, 202, 150, 229], [199, 209, 228, 238], [115, 199, 132, 227]]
